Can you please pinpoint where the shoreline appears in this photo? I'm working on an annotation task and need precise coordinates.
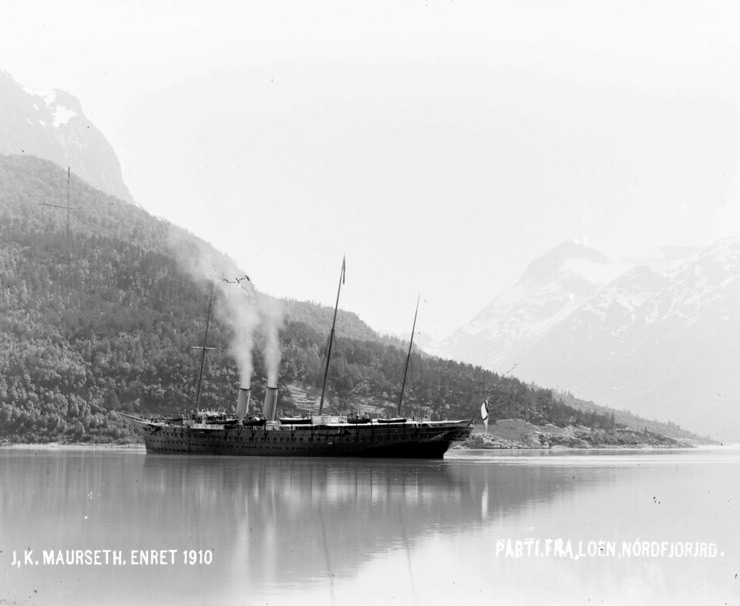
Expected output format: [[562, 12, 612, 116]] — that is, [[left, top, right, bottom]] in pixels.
[[0, 442, 145, 451], [2, 416, 721, 452], [459, 418, 705, 450], [2, 444, 727, 455], [0, 443, 699, 454], [454, 442, 694, 451]]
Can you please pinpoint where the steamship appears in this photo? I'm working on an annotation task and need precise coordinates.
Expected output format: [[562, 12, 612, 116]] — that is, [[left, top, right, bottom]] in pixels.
[[126, 403, 473, 458], [125, 260, 473, 458]]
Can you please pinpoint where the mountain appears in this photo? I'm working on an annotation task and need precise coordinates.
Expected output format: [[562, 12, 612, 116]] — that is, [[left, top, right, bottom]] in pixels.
[[1, 155, 701, 445], [442, 241, 629, 370], [281, 298, 382, 343], [0, 69, 134, 204], [441, 239, 740, 441]]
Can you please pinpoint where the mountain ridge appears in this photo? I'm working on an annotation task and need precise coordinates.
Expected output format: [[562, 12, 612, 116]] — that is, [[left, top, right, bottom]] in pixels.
[[440, 241, 630, 369], [0, 68, 134, 204], [438, 238, 740, 441]]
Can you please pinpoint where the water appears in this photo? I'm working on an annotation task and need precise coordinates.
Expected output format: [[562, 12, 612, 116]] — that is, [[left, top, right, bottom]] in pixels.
[[1, 447, 738, 605]]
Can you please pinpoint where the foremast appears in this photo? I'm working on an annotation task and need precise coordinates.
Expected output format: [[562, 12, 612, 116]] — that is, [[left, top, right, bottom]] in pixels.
[[192, 282, 216, 409]]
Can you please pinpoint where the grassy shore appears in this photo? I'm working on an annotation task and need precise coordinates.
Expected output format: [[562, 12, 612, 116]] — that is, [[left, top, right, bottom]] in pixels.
[[460, 418, 694, 449]]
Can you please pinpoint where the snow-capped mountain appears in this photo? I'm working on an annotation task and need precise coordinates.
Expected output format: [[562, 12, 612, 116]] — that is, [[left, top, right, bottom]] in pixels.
[[0, 69, 134, 203], [441, 238, 740, 441], [442, 241, 630, 371]]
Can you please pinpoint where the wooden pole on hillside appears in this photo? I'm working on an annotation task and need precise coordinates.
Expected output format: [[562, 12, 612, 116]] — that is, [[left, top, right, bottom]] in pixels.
[[40, 167, 78, 260]]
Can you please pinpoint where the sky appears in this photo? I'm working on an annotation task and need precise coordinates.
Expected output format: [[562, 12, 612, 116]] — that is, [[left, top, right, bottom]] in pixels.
[[2, 0, 740, 340]]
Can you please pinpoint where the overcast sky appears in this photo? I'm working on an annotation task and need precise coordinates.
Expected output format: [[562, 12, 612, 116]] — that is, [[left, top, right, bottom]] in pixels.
[[2, 0, 740, 339]]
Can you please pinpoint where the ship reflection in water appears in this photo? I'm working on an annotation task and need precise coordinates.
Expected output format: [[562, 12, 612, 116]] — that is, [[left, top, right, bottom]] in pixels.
[[1, 448, 739, 605]]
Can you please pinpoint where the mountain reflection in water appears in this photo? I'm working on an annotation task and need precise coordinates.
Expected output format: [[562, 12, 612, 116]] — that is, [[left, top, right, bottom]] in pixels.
[[1, 448, 738, 605]]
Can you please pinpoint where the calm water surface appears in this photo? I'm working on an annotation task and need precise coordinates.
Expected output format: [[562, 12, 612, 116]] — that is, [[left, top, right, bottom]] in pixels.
[[1, 447, 738, 605]]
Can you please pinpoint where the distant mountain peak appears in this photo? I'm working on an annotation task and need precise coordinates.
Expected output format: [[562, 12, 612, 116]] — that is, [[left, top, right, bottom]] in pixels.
[[21, 85, 82, 129], [465, 241, 627, 328], [437, 242, 630, 374], [522, 240, 613, 284], [439, 234, 740, 440], [0, 68, 135, 204]]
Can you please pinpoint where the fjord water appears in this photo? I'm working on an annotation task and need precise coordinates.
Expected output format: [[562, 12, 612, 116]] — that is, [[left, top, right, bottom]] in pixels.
[[1, 448, 738, 606]]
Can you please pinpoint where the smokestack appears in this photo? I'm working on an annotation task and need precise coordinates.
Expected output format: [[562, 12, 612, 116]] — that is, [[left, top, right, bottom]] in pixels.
[[236, 387, 251, 421], [263, 386, 278, 422]]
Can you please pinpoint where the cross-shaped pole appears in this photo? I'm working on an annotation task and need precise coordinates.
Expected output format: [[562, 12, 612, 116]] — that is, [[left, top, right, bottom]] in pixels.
[[40, 167, 78, 260]]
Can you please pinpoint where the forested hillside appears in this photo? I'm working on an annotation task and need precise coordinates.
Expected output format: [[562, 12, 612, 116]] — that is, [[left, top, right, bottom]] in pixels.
[[0, 155, 700, 444]]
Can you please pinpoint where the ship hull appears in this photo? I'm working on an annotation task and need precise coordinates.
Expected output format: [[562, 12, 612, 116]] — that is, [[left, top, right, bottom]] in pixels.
[[132, 420, 473, 459]]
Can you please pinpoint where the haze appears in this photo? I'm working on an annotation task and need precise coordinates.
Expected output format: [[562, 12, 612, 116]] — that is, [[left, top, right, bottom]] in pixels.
[[2, 0, 740, 339]]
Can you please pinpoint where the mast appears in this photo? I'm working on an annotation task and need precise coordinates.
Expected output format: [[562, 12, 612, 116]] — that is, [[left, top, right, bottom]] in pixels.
[[398, 295, 420, 416], [193, 282, 216, 409], [319, 256, 346, 415]]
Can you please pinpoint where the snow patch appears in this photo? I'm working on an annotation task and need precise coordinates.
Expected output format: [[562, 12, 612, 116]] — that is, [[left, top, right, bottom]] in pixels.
[[22, 86, 56, 106], [53, 105, 77, 127], [561, 258, 628, 285]]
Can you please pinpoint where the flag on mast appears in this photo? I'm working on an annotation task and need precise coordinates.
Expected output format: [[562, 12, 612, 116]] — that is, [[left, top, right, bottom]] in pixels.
[[480, 398, 489, 432], [341, 255, 346, 284]]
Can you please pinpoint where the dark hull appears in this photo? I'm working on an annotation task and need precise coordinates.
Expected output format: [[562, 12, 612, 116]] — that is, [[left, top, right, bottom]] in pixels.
[[134, 420, 473, 459]]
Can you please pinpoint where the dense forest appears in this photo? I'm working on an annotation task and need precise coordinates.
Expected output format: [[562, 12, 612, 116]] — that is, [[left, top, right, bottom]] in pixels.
[[0, 155, 698, 443]]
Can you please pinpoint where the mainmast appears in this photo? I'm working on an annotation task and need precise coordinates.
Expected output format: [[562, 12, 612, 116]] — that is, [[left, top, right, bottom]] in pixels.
[[192, 282, 216, 409], [319, 256, 346, 415], [398, 295, 420, 416]]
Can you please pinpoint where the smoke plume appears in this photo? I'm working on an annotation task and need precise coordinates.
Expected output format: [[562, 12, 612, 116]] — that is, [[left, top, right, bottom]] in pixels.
[[168, 227, 283, 390], [217, 280, 258, 388], [256, 293, 284, 386]]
